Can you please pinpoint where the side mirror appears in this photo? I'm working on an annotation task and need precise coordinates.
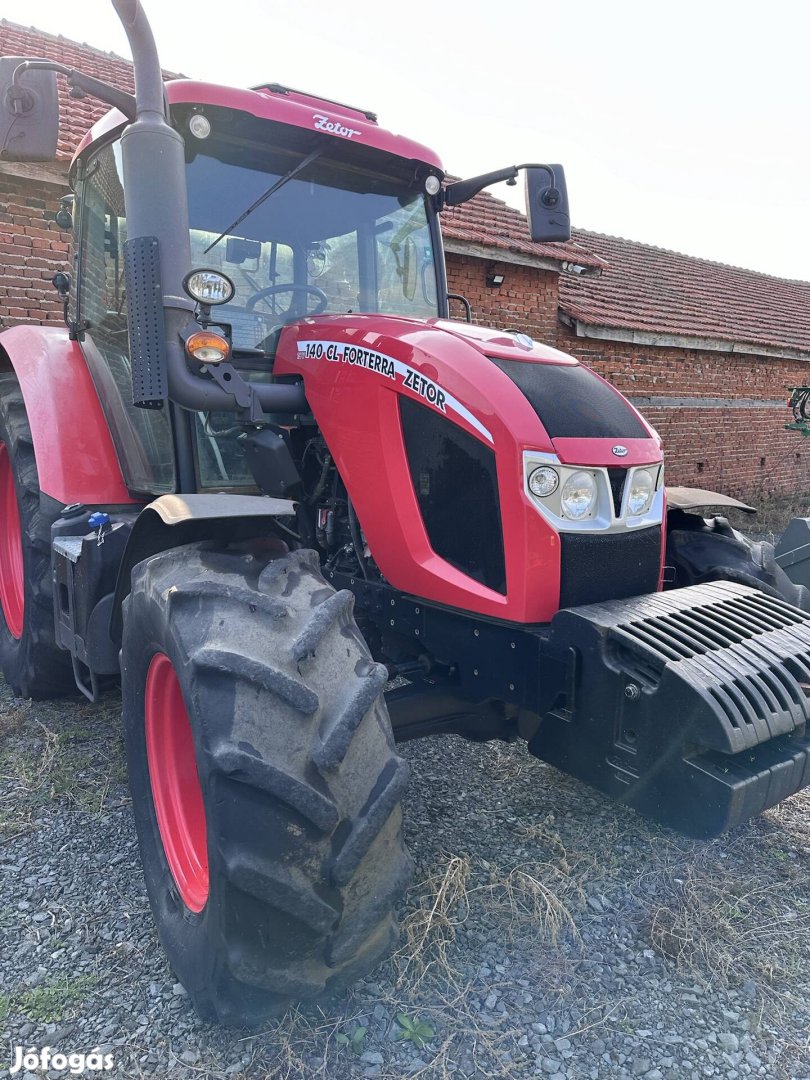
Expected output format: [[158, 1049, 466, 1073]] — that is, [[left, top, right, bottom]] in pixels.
[[0, 57, 59, 161], [525, 165, 570, 243]]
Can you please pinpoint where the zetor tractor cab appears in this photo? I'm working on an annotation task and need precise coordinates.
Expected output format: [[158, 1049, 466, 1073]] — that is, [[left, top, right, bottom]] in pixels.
[[2, 0, 810, 1025]]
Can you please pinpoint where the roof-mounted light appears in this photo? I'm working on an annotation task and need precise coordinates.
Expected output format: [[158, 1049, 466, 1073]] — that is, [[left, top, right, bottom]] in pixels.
[[188, 112, 211, 139], [182, 269, 235, 306]]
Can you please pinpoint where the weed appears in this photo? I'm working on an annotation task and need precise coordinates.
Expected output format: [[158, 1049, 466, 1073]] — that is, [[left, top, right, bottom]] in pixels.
[[10, 975, 96, 1023], [395, 1013, 435, 1049], [335, 1023, 367, 1056]]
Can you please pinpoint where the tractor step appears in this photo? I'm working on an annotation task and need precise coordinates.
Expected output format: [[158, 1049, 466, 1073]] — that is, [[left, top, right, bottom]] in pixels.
[[530, 581, 810, 836]]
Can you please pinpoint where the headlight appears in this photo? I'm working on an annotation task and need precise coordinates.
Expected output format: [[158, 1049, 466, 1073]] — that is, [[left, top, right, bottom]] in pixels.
[[183, 268, 235, 306], [528, 465, 559, 498], [627, 469, 655, 516], [560, 471, 596, 520]]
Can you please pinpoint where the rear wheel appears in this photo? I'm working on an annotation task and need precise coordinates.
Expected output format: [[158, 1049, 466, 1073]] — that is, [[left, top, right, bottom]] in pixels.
[[121, 543, 412, 1025], [0, 373, 73, 698]]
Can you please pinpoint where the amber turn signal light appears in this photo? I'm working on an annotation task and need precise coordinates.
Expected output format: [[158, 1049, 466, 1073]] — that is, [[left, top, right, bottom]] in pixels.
[[185, 331, 230, 364]]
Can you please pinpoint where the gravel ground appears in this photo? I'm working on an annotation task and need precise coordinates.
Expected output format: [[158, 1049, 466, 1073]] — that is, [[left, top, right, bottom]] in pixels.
[[1, 676, 809, 1080]]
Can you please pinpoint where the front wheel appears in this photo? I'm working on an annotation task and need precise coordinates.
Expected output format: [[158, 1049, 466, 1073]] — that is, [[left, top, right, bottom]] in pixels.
[[121, 543, 412, 1025], [666, 508, 810, 610]]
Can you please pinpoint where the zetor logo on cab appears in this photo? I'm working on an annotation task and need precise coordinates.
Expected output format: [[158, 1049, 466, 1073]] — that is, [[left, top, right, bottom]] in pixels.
[[312, 113, 360, 139]]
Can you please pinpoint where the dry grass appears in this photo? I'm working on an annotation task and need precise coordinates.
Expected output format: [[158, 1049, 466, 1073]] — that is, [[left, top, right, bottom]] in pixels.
[[649, 865, 810, 987], [397, 854, 471, 989], [0, 697, 126, 820], [735, 491, 810, 543]]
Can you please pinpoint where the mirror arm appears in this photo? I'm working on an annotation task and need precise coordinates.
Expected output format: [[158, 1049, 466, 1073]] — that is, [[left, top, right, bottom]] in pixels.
[[443, 163, 559, 208], [12, 60, 137, 121], [443, 166, 519, 207]]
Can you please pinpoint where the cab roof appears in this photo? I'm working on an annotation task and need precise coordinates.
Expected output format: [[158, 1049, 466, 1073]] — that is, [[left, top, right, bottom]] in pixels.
[[73, 79, 444, 173]]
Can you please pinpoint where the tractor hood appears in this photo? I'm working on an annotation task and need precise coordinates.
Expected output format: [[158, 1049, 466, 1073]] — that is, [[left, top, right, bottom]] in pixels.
[[275, 314, 659, 467], [274, 314, 663, 624], [427, 319, 578, 366]]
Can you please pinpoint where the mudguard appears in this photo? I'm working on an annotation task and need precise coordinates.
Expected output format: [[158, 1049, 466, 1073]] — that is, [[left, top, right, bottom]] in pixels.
[[109, 493, 296, 643], [0, 325, 134, 505]]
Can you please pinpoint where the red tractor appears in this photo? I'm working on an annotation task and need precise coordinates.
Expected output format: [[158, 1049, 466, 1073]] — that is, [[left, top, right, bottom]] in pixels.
[[2, 0, 810, 1025]]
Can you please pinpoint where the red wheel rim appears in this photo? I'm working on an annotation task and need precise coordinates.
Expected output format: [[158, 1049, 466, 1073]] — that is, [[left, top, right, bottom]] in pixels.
[[0, 441, 24, 640], [145, 653, 209, 912]]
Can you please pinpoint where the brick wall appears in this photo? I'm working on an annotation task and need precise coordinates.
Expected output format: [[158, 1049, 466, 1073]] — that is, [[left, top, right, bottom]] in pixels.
[[445, 253, 560, 343], [0, 172, 70, 331], [558, 326, 807, 501]]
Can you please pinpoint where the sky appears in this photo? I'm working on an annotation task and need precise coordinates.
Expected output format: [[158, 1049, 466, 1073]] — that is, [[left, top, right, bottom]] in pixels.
[[11, 0, 810, 281]]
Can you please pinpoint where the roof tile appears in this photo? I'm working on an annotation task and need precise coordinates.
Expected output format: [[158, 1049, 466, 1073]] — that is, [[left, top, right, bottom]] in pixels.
[[560, 230, 810, 355]]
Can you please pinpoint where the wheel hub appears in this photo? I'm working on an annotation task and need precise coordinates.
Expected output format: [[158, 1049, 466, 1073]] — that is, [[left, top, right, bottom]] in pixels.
[[0, 440, 24, 640], [145, 653, 209, 912]]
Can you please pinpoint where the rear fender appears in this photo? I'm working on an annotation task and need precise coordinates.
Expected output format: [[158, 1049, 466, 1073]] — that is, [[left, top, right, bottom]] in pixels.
[[109, 493, 297, 643], [0, 325, 134, 505]]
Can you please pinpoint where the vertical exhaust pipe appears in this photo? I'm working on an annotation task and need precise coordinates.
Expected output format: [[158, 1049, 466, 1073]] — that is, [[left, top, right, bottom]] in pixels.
[[109, 0, 308, 418]]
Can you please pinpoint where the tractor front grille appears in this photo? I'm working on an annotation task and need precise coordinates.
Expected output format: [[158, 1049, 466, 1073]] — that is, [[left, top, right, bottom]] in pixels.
[[559, 526, 661, 608]]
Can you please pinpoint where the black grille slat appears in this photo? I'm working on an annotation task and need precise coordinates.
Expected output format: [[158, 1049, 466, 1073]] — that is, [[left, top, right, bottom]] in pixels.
[[607, 468, 627, 518], [617, 624, 689, 663], [679, 608, 749, 645], [656, 613, 723, 652], [707, 685, 746, 730], [728, 594, 803, 628]]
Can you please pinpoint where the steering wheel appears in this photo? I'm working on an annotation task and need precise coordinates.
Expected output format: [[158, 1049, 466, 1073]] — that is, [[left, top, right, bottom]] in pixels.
[[244, 282, 328, 316]]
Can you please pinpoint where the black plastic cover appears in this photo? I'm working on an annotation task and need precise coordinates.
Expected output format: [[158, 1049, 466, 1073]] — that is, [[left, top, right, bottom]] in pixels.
[[244, 426, 301, 497], [400, 396, 506, 593], [525, 165, 570, 243], [490, 357, 648, 440]]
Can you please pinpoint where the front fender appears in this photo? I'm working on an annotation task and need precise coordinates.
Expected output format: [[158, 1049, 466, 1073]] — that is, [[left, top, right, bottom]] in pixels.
[[109, 493, 297, 643], [0, 325, 134, 505]]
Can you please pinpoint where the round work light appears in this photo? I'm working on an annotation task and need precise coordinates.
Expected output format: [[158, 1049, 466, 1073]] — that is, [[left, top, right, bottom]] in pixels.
[[183, 269, 235, 306]]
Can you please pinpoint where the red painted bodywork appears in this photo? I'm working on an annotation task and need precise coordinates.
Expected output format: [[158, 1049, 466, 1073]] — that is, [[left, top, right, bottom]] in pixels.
[[0, 325, 135, 505], [73, 81, 444, 172], [275, 316, 662, 624]]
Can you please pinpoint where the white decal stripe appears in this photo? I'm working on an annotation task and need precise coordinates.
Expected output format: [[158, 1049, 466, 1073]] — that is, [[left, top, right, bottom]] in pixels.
[[389, 359, 493, 443], [295, 340, 493, 444]]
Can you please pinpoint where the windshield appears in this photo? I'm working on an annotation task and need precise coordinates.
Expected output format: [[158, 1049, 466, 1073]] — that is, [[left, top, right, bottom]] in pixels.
[[182, 108, 440, 351]]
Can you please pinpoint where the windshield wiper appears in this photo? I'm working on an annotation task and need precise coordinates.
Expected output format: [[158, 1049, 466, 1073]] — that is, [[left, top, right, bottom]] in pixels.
[[204, 144, 324, 254]]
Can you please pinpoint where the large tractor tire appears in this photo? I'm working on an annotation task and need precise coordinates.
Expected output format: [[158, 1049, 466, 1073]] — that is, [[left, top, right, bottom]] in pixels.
[[121, 542, 412, 1025], [666, 508, 810, 611], [0, 373, 74, 698]]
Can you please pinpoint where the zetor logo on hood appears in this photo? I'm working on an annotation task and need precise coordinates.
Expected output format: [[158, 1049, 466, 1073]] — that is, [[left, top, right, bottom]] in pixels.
[[312, 114, 360, 139]]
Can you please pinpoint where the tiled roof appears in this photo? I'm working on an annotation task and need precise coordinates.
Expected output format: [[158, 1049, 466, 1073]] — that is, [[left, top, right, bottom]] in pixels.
[[561, 229, 810, 356], [441, 185, 605, 270], [0, 20, 178, 160]]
